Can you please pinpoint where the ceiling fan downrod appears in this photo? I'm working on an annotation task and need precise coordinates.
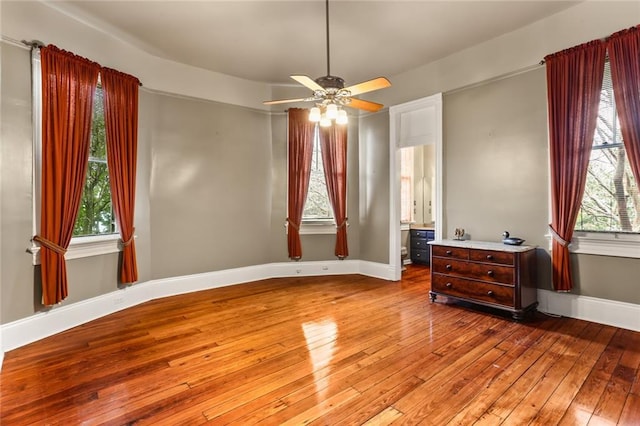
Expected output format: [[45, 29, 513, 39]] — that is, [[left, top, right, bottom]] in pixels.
[[317, 0, 346, 90], [325, 0, 331, 77]]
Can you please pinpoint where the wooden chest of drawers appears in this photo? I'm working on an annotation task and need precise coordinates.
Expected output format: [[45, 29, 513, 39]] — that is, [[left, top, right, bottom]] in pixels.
[[429, 240, 537, 320]]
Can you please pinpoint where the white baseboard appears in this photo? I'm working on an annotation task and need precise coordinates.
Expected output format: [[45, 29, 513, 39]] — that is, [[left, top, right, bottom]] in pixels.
[[1, 260, 394, 352], [537, 289, 640, 332], [5, 264, 638, 354]]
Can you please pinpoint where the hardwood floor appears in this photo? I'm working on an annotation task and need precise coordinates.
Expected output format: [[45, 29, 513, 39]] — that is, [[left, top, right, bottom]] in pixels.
[[1, 265, 638, 425]]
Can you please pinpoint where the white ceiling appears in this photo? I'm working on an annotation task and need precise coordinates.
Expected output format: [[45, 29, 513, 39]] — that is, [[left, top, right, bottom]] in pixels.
[[57, 1, 579, 86]]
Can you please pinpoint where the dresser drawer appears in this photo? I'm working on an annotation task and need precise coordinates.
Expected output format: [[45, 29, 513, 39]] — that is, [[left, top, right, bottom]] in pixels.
[[431, 257, 515, 285], [431, 245, 468, 260], [432, 274, 515, 307], [469, 249, 514, 266]]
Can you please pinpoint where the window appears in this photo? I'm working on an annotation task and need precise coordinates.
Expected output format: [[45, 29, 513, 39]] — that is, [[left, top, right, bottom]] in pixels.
[[575, 61, 639, 234], [29, 49, 120, 265], [73, 86, 116, 237], [400, 147, 414, 223], [302, 128, 333, 223], [571, 61, 640, 258]]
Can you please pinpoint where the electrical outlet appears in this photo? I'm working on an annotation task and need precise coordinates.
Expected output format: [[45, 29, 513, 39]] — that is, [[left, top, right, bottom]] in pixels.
[[296, 269, 302, 274], [114, 296, 125, 306], [322, 266, 329, 271]]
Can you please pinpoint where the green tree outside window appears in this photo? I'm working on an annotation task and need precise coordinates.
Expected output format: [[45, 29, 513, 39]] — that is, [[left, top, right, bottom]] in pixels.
[[73, 87, 116, 236]]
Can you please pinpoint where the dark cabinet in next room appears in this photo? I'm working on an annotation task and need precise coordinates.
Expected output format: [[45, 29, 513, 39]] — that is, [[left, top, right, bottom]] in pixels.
[[410, 229, 435, 265]]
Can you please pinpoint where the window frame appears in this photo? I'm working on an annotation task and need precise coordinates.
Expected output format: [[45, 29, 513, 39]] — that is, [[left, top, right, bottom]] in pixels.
[[570, 231, 640, 258], [74, 85, 118, 238], [28, 48, 121, 265], [568, 60, 640, 259]]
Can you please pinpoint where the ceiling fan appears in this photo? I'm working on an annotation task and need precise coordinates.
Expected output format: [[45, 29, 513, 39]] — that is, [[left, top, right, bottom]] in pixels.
[[263, 0, 391, 123]]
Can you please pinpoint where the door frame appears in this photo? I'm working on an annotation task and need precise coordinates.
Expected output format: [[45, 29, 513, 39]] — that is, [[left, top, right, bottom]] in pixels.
[[388, 93, 443, 280]]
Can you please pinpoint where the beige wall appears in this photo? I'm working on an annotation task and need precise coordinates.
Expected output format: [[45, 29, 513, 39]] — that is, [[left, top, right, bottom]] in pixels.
[[1, 45, 34, 322], [358, 111, 390, 264], [572, 254, 640, 305], [443, 67, 552, 290], [146, 92, 274, 278]]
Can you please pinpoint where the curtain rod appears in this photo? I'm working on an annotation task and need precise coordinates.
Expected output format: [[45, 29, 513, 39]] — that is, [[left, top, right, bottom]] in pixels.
[[540, 33, 616, 65], [22, 39, 45, 49], [21, 39, 143, 87]]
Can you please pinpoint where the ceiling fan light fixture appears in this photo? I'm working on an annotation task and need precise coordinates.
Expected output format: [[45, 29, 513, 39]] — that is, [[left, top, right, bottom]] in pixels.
[[336, 109, 348, 125], [309, 107, 322, 122], [325, 103, 338, 119], [319, 116, 332, 127]]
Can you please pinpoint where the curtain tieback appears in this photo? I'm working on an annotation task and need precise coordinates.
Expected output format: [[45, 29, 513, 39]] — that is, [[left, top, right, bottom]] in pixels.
[[33, 235, 67, 255], [337, 218, 349, 229], [549, 225, 570, 247], [121, 228, 136, 247], [286, 218, 300, 231]]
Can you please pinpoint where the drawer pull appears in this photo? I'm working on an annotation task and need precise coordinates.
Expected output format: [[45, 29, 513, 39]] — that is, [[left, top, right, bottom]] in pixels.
[[446, 264, 452, 270], [486, 255, 493, 260], [446, 282, 453, 288], [487, 270, 494, 277], [446, 250, 453, 255], [487, 290, 494, 297]]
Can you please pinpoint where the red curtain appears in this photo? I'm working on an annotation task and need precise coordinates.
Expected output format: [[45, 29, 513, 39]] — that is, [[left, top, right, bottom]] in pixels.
[[287, 109, 315, 259], [101, 68, 140, 284], [608, 25, 640, 186], [319, 125, 349, 258], [36, 45, 100, 305], [545, 40, 606, 292]]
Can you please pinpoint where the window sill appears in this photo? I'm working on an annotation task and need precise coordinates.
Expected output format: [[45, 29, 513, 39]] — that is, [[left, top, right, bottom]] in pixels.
[[299, 220, 338, 235], [569, 232, 640, 259], [28, 234, 124, 265]]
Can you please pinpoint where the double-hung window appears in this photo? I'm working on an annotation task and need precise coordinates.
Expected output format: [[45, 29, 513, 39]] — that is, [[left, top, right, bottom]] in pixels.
[[30, 49, 119, 264], [300, 127, 334, 233], [572, 61, 640, 257], [73, 85, 116, 237]]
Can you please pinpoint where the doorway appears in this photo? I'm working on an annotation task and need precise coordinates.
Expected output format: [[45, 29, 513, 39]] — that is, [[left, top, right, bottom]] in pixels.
[[389, 93, 443, 281]]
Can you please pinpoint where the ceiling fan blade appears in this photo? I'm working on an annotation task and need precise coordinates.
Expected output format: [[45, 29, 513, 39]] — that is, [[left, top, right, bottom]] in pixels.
[[347, 98, 385, 112], [263, 98, 309, 105], [291, 75, 324, 92], [344, 77, 391, 96]]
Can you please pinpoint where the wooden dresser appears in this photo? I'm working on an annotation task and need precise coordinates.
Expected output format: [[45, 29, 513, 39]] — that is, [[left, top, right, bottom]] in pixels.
[[429, 240, 537, 320]]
